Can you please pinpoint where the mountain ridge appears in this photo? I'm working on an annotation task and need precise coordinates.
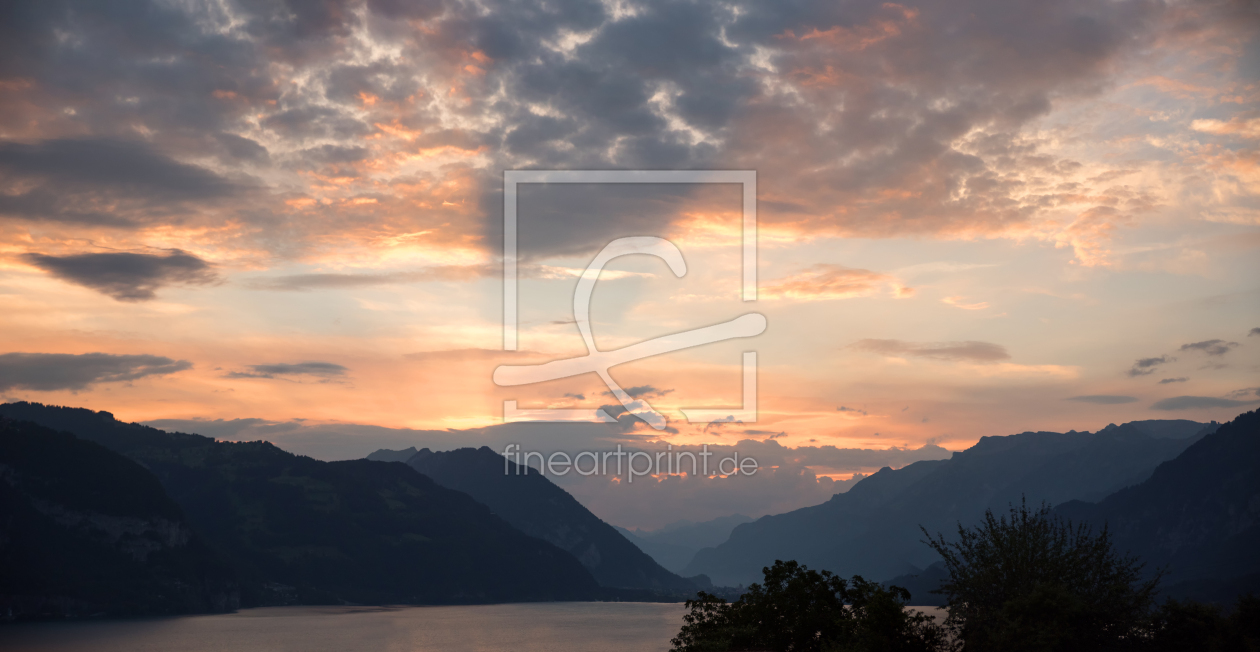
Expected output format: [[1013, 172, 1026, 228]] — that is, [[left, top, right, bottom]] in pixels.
[[383, 445, 695, 593], [683, 419, 1214, 586], [0, 417, 239, 619], [0, 402, 603, 606]]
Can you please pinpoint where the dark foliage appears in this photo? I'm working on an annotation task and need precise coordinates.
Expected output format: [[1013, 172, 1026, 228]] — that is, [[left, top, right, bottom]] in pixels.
[[406, 446, 694, 592], [922, 499, 1159, 652], [0, 402, 601, 608], [0, 418, 237, 619], [670, 560, 951, 652], [1147, 595, 1260, 651]]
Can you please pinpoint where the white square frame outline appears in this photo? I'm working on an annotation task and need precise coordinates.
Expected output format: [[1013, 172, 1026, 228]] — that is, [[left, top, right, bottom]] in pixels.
[[501, 169, 759, 425]]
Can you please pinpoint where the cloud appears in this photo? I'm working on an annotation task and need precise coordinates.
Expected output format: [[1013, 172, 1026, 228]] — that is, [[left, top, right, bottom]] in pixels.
[[1178, 339, 1239, 356], [0, 352, 191, 391], [244, 263, 604, 291], [143, 417, 303, 440], [762, 265, 894, 300], [836, 406, 869, 415], [1158, 377, 1188, 384], [1128, 355, 1173, 377], [0, 138, 247, 227], [941, 296, 990, 310], [246, 265, 495, 290], [602, 385, 674, 400], [1190, 117, 1260, 139], [1225, 387, 1260, 400], [1249, 328, 1260, 337], [1150, 396, 1257, 411], [852, 339, 1011, 363], [0, 0, 1184, 266], [22, 250, 219, 301], [404, 348, 541, 362], [227, 362, 348, 380], [1065, 395, 1139, 405]]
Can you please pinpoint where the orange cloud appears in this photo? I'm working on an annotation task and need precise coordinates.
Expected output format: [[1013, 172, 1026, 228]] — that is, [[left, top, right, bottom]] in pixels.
[[762, 265, 902, 301], [1191, 116, 1260, 139], [941, 296, 989, 310]]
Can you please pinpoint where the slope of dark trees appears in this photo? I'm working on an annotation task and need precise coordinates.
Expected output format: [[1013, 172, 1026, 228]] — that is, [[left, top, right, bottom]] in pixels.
[[0, 418, 237, 619], [394, 446, 695, 593], [0, 402, 601, 609]]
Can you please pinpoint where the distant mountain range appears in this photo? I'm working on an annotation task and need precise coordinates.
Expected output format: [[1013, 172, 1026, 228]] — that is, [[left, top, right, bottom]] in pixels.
[[1058, 410, 1260, 602], [892, 414, 1260, 606], [682, 419, 1219, 588], [0, 402, 601, 615], [368, 445, 697, 593], [616, 515, 754, 574], [5, 400, 1254, 618]]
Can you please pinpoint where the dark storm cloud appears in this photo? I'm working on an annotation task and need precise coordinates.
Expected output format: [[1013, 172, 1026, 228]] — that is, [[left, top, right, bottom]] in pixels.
[[1179, 339, 1239, 356], [261, 106, 371, 140], [0, 0, 1176, 260], [227, 361, 348, 379], [852, 339, 1011, 363], [23, 250, 219, 301], [0, 138, 248, 226], [1128, 355, 1173, 377], [1150, 396, 1256, 411], [0, 138, 238, 198], [0, 352, 191, 391], [467, 0, 1164, 257], [1064, 395, 1138, 405]]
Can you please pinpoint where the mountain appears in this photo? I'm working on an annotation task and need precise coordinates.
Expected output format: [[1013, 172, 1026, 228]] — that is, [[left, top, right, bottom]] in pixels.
[[617, 514, 754, 574], [683, 419, 1215, 588], [1057, 410, 1260, 602], [382, 446, 695, 593], [0, 417, 238, 619], [0, 403, 600, 605], [366, 446, 418, 462], [1122, 419, 1219, 440]]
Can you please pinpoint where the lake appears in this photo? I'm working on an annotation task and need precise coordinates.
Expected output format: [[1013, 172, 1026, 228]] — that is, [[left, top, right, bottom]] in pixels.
[[0, 602, 690, 652], [0, 603, 949, 651]]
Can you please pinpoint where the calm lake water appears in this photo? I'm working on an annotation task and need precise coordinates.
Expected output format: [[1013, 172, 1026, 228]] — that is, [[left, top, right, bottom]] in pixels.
[[0, 602, 690, 652]]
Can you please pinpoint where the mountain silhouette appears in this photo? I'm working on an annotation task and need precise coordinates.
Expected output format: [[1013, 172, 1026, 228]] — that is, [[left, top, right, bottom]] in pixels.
[[683, 419, 1215, 588], [1057, 410, 1260, 602], [1, 417, 238, 618], [372, 446, 696, 593], [617, 514, 754, 574], [0, 403, 600, 606]]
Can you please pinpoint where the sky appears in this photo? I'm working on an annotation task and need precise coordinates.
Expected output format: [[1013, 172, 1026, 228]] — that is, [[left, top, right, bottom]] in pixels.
[[1, 0, 1258, 528]]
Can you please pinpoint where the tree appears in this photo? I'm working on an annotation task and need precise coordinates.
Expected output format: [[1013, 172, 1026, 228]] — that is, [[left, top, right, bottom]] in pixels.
[[670, 560, 952, 652], [921, 499, 1159, 652], [1147, 595, 1260, 652]]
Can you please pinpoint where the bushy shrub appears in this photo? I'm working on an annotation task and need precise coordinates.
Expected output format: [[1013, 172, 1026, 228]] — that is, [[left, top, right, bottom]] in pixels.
[[922, 499, 1158, 652], [670, 560, 951, 652]]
